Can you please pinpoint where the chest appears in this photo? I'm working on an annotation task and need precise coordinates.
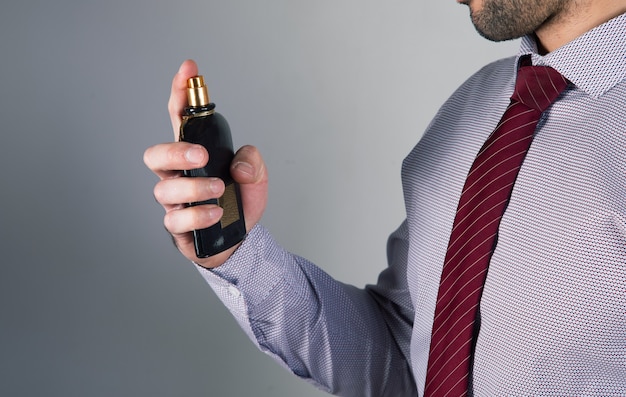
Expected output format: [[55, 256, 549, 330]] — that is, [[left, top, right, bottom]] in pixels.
[[402, 87, 626, 392]]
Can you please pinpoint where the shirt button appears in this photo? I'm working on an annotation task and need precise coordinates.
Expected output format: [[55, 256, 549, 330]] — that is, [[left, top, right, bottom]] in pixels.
[[227, 285, 241, 298]]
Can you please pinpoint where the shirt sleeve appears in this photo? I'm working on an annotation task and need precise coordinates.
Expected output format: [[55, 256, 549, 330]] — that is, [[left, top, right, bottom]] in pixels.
[[195, 222, 416, 397]]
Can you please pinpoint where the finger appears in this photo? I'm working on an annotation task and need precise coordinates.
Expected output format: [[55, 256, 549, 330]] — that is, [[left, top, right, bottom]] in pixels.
[[143, 142, 208, 180], [230, 145, 268, 185], [229, 145, 269, 235], [164, 205, 224, 235], [168, 59, 199, 139], [154, 177, 225, 206]]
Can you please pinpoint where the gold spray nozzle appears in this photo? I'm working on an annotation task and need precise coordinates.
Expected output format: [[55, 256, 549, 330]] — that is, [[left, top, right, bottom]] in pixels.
[[187, 75, 211, 107]]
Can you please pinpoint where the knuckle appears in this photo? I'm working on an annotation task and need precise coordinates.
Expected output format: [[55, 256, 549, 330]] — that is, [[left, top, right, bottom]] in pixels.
[[164, 207, 193, 234], [189, 180, 204, 199], [153, 180, 168, 203], [154, 178, 213, 206], [236, 144, 257, 158], [166, 144, 180, 162], [163, 211, 177, 233], [242, 144, 257, 151], [163, 205, 216, 234], [192, 205, 220, 228], [175, 179, 202, 203], [143, 146, 155, 168], [167, 97, 177, 116], [190, 178, 219, 202]]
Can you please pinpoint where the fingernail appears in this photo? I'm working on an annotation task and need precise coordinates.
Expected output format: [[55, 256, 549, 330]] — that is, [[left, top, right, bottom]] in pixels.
[[233, 161, 254, 177], [208, 178, 222, 193], [209, 206, 223, 220], [185, 147, 205, 165]]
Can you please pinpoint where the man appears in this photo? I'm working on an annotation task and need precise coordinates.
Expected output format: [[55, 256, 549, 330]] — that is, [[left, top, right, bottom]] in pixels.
[[144, 0, 625, 394]]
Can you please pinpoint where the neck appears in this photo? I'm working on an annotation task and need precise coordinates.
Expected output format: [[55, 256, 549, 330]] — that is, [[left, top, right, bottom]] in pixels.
[[535, 2, 626, 53]]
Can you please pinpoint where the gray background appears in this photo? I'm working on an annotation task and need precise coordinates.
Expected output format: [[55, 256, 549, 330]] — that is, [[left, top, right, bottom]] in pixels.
[[0, 1, 517, 396]]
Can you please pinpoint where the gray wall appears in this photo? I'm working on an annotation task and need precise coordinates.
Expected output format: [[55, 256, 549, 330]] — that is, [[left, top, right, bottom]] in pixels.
[[0, 1, 518, 396]]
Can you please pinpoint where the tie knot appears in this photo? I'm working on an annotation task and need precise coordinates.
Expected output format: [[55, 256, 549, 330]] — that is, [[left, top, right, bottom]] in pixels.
[[512, 65, 568, 112]]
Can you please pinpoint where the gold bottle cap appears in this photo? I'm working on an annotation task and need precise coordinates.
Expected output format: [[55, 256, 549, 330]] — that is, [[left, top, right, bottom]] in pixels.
[[187, 75, 211, 107]]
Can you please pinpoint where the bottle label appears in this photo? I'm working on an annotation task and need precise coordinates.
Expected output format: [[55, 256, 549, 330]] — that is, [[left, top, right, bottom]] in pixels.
[[219, 183, 241, 228]]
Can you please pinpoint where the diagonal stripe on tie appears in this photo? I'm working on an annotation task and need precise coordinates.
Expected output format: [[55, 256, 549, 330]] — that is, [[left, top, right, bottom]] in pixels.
[[423, 56, 569, 396]]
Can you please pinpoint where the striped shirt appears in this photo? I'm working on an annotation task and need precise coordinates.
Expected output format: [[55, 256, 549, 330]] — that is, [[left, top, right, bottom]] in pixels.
[[198, 12, 626, 396]]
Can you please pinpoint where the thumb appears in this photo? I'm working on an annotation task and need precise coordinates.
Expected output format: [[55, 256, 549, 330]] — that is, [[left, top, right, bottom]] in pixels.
[[231, 145, 268, 233]]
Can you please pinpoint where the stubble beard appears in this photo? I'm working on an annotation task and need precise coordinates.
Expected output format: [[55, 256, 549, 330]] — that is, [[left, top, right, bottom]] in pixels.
[[469, 0, 569, 42]]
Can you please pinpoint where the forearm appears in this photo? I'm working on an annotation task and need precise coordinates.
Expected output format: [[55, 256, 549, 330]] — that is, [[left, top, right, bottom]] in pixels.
[[196, 224, 416, 396]]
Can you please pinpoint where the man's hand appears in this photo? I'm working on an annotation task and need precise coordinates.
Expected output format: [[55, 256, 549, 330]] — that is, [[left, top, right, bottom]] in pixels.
[[144, 59, 268, 268]]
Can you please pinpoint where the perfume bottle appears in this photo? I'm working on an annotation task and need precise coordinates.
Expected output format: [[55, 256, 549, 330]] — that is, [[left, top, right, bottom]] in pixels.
[[179, 76, 246, 258]]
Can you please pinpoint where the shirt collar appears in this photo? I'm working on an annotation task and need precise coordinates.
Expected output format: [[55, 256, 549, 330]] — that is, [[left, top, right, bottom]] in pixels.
[[517, 12, 626, 99]]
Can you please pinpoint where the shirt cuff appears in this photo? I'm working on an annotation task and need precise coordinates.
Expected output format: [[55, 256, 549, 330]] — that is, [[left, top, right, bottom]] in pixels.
[[194, 224, 286, 319]]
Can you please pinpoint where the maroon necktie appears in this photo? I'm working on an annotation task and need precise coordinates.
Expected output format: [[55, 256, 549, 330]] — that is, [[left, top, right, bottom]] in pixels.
[[423, 59, 568, 396]]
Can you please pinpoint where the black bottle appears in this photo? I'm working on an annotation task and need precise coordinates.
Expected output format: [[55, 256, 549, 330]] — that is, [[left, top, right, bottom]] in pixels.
[[179, 76, 246, 258]]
